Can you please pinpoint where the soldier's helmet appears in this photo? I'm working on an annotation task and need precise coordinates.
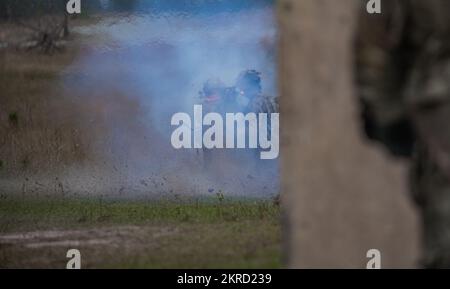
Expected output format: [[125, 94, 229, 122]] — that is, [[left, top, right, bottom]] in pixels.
[[235, 70, 262, 98], [200, 79, 225, 104]]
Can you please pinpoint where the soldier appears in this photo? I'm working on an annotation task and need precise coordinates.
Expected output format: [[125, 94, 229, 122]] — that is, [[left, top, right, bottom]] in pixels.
[[199, 79, 227, 114], [235, 69, 279, 116], [234, 70, 279, 166], [198, 71, 279, 168], [355, 0, 450, 268], [199, 70, 278, 116], [234, 70, 263, 113], [198, 79, 226, 168]]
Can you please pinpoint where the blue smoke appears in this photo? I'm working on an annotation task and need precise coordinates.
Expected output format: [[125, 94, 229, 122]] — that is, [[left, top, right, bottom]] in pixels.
[[64, 0, 279, 197]]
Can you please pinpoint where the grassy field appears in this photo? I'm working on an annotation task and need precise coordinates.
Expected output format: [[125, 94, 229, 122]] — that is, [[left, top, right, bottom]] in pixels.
[[0, 17, 281, 269], [0, 24, 87, 176], [0, 195, 281, 268]]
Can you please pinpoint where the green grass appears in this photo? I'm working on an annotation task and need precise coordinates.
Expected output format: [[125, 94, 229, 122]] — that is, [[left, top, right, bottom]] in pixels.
[[0, 195, 279, 231], [0, 196, 281, 268]]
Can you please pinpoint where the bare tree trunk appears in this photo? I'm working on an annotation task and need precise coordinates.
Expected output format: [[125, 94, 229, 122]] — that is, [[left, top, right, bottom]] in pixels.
[[63, 14, 69, 37], [279, 0, 420, 268]]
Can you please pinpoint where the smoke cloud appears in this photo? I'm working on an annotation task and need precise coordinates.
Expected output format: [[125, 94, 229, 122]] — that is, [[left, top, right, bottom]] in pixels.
[[60, 1, 279, 198]]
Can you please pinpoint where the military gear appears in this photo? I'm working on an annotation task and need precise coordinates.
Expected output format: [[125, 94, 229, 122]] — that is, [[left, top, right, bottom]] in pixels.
[[356, 0, 450, 268], [198, 71, 278, 167], [236, 70, 262, 96], [199, 71, 278, 115]]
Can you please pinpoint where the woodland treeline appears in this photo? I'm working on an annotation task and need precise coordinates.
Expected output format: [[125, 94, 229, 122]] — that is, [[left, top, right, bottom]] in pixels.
[[0, 0, 141, 20]]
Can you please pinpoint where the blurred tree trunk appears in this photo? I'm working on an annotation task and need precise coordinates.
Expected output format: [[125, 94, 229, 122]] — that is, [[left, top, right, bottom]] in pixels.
[[63, 13, 69, 37], [279, 0, 420, 268]]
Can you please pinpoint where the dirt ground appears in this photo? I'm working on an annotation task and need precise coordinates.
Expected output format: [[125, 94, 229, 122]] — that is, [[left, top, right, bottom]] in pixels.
[[0, 198, 280, 268], [0, 224, 280, 268]]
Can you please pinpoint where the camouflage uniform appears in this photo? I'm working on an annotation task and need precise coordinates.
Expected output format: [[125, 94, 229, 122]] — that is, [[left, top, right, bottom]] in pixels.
[[234, 70, 279, 159], [356, 0, 450, 267]]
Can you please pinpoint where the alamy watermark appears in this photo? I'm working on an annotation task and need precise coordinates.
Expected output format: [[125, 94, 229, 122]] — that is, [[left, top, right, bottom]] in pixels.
[[66, 1, 381, 16], [66, 0, 81, 14], [366, 0, 381, 14], [171, 105, 279, 160], [66, 249, 81, 269], [366, 249, 381, 269]]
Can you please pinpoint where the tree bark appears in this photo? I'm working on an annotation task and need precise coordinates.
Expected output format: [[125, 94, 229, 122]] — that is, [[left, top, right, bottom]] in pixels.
[[278, 0, 420, 268]]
